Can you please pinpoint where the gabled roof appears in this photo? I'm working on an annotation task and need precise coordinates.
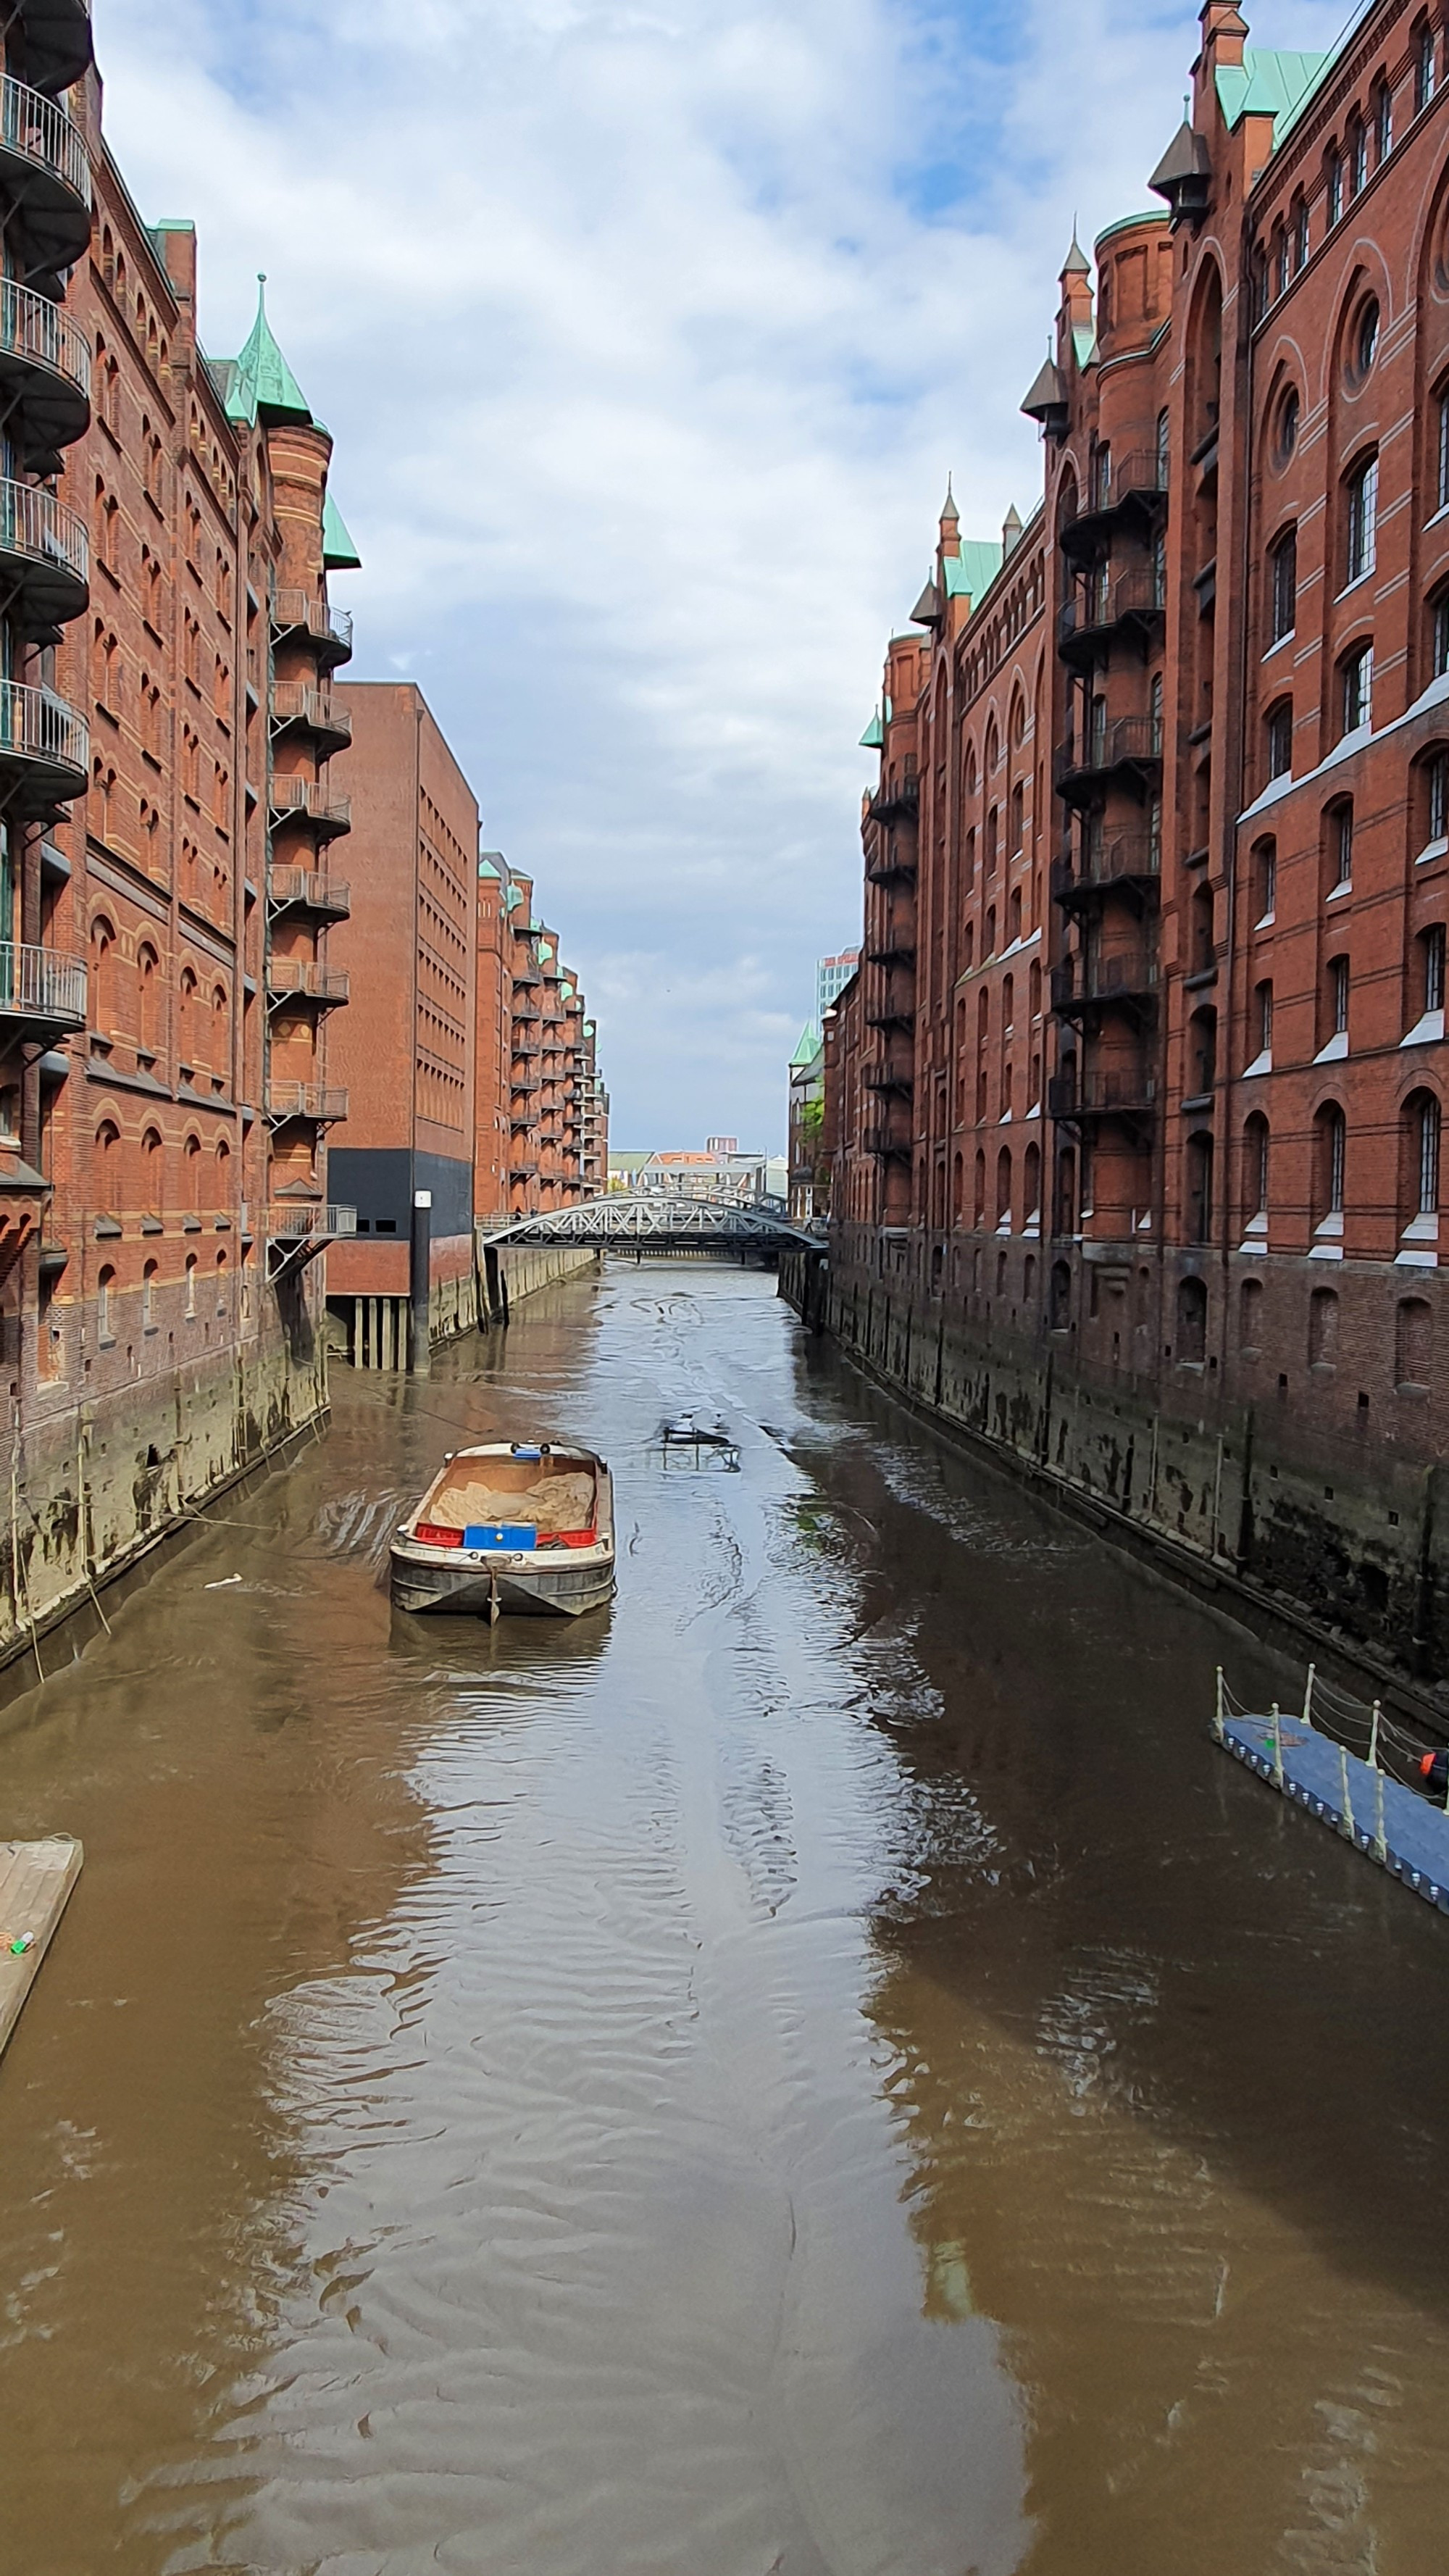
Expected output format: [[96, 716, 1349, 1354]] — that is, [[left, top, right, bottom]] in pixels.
[[221, 275, 314, 428], [943, 540, 1003, 604], [1216, 49, 1332, 149], [322, 488, 361, 570], [790, 1022, 822, 1070], [911, 575, 942, 628], [859, 708, 884, 750]]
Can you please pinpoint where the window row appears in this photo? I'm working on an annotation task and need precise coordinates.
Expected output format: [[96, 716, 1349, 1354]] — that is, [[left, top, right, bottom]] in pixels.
[[1256, 23, 1441, 317], [91, 1120, 235, 1215], [94, 1249, 236, 1343]]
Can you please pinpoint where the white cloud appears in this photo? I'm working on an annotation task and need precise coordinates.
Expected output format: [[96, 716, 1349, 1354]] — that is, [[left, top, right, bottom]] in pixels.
[[94, 0, 1355, 1149]]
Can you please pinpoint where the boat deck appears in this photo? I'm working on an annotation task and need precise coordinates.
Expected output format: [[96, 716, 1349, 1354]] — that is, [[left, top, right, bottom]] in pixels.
[[1221, 1714, 1449, 1914], [0, 1836, 83, 2058]]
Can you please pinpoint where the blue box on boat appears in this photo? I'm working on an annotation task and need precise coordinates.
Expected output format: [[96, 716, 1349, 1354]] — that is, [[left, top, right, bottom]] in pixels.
[[464, 1523, 537, 1551]]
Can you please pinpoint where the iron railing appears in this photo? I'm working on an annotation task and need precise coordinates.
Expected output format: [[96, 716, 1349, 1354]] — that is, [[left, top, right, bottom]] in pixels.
[[0, 935, 85, 1023], [267, 867, 351, 915], [1058, 568, 1166, 647], [269, 776, 351, 830], [1048, 1067, 1158, 1117], [1051, 949, 1160, 1010], [0, 472, 86, 586], [1054, 714, 1163, 785], [265, 958, 350, 1004], [869, 771, 920, 820], [1051, 833, 1161, 901], [0, 275, 89, 399], [264, 1081, 348, 1122], [1064, 448, 1169, 525], [0, 677, 87, 775], [1, 75, 91, 209], [270, 683, 351, 743], [265, 1203, 356, 1240], [270, 589, 353, 654]]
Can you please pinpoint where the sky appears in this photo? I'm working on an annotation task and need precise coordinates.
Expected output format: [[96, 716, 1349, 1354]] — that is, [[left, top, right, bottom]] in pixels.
[[97, 0, 1361, 1152]]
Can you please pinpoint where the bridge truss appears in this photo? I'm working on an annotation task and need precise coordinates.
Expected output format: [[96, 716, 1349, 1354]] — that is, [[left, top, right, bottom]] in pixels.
[[481, 1192, 816, 1251]]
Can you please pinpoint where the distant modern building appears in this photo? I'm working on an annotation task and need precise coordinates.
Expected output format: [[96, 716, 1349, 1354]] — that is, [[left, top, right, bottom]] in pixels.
[[609, 1146, 786, 1203], [817, 950, 861, 1025]]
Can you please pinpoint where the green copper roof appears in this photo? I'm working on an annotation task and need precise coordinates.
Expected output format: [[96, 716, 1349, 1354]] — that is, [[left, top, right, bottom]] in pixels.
[[790, 1021, 822, 1070], [1216, 49, 1332, 149], [944, 540, 1004, 606], [478, 856, 501, 880], [222, 275, 314, 428], [505, 883, 525, 910], [322, 488, 361, 570], [859, 708, 883, 750]]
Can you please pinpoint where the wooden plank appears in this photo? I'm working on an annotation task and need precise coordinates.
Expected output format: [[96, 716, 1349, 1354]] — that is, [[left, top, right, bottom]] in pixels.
[[0, 1836, 83, 2059]]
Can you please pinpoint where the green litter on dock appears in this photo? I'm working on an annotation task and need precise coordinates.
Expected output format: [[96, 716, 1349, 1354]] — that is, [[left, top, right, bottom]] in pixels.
[[0, 1837, 82, 2059]]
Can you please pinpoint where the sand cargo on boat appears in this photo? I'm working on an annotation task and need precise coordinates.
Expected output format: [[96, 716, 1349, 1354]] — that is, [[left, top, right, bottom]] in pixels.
[[390, 1442, 616, 1620]]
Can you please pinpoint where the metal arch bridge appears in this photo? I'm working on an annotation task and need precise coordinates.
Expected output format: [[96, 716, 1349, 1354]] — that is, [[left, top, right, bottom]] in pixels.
[[481, 1192, 817, 1250]]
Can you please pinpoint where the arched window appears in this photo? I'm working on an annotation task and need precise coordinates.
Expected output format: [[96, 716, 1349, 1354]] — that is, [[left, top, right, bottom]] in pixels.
[[1340, 640, 1374, 735], [1345, 451, 1378, 583], [1008, 887, 1022, 946], [1050, 1258, 1072, 1330], [972, 1149, 986, 1227], [1029, 959, 1042, 1019], [215, 1249, 229, 1314], [952, 1151, 964, 1222], [1417, 746, 1449, 855], [1372, 78, 1392, 164], [90, 914, 115, 1030], [1240, 1276, 1264, 1352], [985, 904, 997, 957], [1313, 1101, 1348, 1231], [1348, 113, 1367, 197], [1327, 144, 1345, 226], [1266, 700, 1293, 782], [1431, 587, 1449, 681], [1309, 1285, 1340, 1366], [96, 1263, 116, 1343], [1326, 799, 1353, 893], [1002, 973, 1015, 1033], [1250, 972, 1271, 1067], [178, 966, 197, 1067], [184, 1253, 198, 1320], [1188, 1005, 1217, 1100], [1023, 1141, 1041, 1223], [1253, 837, 1277, 923], [1400, 1088, 1441, 1237], [1269, 526, 1297, 643], [1010, 782, 1024, 855], [1243, 1112, 1270, 1233], [95, 1119, 120, 1212], [141, 1259, 159, 1331], [1396, 1295, 1432, 1387], [141, 1126, 163, 1215], [184, 1133, 202, 1214], [1176, 1275, 1208, 1363], [1416, 18, 1437, 113], [136, 943, 160, 1054], [1056, 1146, 1077, 1239], [995, 1147, 1012, 1231], [1185, 1132, 1214, 1245]]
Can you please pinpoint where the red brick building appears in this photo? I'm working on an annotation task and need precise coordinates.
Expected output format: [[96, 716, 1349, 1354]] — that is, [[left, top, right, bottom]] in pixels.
[[325, 683, 480, 1366], [0, 4, 370, 1677], [822, 0, 1449, 1687]]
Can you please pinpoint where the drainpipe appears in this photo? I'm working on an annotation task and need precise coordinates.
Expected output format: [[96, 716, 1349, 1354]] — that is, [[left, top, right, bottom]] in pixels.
[[410, 1187, 431, 1375]]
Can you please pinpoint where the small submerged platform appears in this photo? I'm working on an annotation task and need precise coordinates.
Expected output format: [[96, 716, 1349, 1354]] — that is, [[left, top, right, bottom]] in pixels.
[[0, 1837, 83, 2058], [1221, 1709, 1449, 1915]]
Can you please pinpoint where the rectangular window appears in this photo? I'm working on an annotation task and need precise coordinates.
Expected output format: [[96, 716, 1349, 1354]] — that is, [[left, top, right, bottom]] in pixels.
[[1432, 753, 1449, 846], [1351, 120, 1368, 194], [1427, 925, 1445, 1014], [1420, 1099, 1441, 1213], [1331, 955, 1350, 1035], [1343, 644, 1374, 734], [1294, 201, 1309, 270], [1375, 85, 1392, 162], [1258, 842, 1277, 921], [1435, 596, 1449, 678], [1271, 529, 1297, 641], [1347, 455, 1378, 581], [1419, 23, 1437, 111], [1329, 1112, 1347, 1212], [1258, 981, 1274, 1054], [1328, 152, 1344, 225], [1267, 703, 1293, 779], [1440, 393, 1449, 514]]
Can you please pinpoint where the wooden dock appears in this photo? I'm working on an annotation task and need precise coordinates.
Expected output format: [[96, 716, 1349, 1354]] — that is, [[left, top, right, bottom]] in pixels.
[[0, 1837, 82, 2059]]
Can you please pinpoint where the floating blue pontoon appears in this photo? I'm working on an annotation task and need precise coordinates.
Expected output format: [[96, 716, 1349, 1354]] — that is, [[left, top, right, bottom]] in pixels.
[[1218, 1674, 1449, 1915]]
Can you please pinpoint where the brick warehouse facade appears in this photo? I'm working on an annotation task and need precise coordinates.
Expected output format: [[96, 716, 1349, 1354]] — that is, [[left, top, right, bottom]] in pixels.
[[806, 0, 1449, 1701], [0, 10, 364, 1679]]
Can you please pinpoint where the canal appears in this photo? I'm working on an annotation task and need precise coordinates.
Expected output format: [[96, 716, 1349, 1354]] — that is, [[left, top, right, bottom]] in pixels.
[[1, 1261, 1448, 2575]]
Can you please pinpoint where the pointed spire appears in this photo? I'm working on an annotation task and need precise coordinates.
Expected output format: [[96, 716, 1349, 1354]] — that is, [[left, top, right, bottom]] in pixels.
[[1002, 503, 1024, 557], [223, 272, 314, 428], [1062, 230, 1090, 278], [940, 478, 959, 525]]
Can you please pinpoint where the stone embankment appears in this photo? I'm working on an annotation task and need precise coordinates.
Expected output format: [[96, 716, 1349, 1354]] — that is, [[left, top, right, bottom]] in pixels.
[[783, 1243, 1448, 1721]]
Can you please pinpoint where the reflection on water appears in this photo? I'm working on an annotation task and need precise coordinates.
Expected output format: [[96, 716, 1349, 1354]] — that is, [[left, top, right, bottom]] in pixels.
[[0, 1264, 1445, 2573]]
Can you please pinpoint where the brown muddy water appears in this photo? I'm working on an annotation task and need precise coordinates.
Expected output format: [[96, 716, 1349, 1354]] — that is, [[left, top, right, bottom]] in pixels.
[[1, 1262, 1447, 2575]]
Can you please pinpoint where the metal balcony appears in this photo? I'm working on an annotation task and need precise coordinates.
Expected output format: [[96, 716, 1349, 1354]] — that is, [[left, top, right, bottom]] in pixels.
[[267, 866, 351, 918], [861, 1062, 914, 1096], [1051, 832, 1161, 910], [264, 1199, 356, 1277], [0, 934, 85, 1033], [1048, 1067, 1158, 1124], [264, 957, 350, 1006], [268, 775, 351, 839], [1054, 714, 1163, 806], [0, 677, 86, 806], [270, 683, 351, 755], [270, 588, 353, 669], [264, 1080, 348, 1125], [868, 771, 920, 822], [1058, 568, 1166, 670], [0, 276, 89, 464], [866, 845, 918, 886], [0, 474, 87, 630], [0, 77, 91, 283], [1051, 949, 1159, 1019], [865, 937, 917, 968], [861, 1125, 911, 1159], [1059, 449, 1169, 560], [20, 1, 93, 99]]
